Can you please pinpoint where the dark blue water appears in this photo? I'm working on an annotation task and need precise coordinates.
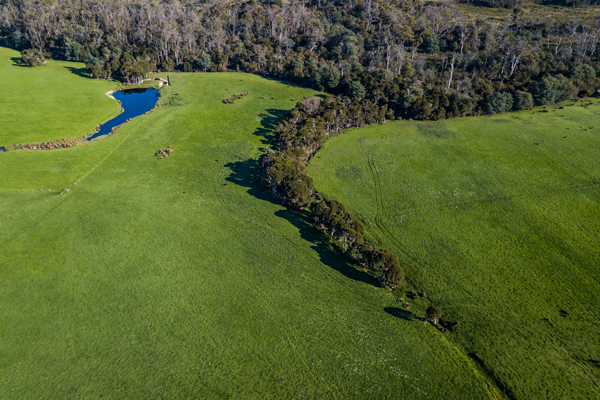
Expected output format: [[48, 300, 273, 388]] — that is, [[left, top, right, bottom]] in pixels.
[[87, 88, 160, 140]]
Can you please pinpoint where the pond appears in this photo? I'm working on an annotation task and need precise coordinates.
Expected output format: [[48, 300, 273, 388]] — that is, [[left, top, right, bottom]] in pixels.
[[87, 88, 160, 141]]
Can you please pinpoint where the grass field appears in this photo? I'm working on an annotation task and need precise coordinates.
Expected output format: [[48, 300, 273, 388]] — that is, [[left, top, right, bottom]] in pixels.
[[0, 50, 497, 399], [0, 47, 119, 146], [308, 103, 600, 399]]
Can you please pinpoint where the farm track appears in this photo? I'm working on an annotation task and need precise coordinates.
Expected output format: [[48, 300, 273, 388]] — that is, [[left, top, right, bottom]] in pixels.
[[356, 134, 505, 399], [356, 135, 433, 284]]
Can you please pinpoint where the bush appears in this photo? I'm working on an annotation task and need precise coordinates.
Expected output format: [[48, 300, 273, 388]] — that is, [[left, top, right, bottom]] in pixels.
[[196, 53, 212, 72], [21, 49, 45, 66], [531, 75, 578, 106], [387, 264, 406, 286], [485, 91, 513, 114], [426, 306, 442, 324], [64, 39, 82, 61], [349, 81, 366, 100], [513, 91, 533, 110]]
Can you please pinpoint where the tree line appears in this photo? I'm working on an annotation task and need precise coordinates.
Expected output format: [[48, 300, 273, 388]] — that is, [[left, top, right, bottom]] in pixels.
[[260, 94, 406, 287], [2, 0, 599, 110]]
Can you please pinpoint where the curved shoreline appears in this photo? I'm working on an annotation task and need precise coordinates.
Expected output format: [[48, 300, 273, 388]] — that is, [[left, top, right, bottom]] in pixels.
[[2, 84, 163, 152]]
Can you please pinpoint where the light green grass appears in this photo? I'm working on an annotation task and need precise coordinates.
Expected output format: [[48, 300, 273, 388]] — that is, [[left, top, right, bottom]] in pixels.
[[308, 102, 600, 400], [0, 47, 120, 146], [0, 56, 495, 398]]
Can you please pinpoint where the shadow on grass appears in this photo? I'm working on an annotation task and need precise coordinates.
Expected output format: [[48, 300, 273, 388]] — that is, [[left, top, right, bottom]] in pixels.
[[258, 76, 327, 97], [10, 57, 27, 67], [253, 109, 289, 147], [384, 307, 418, 321], [252, 94, 328, 147], [64, 66, 90, 78], [224, 158, 373, 286], [275, 208, 373, 286]]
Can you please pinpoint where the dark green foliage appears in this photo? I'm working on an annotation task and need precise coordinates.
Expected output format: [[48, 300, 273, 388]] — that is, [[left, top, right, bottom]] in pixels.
[[64, 39, 82, 62], [426, 306, 442, 324], [313, 200, 366, 255], [570, 64, 597, 96], [2, 0, 598, 122], [387, 264, 406, 286], [513, 90, 533, 110], [20, 49, 45, 66], [280, 173, 314, 209], [349, 81, 366, 99], [264, 153, 314, 209], [260, 93, 404, 288], [196, 53, 212, 72], [531, 75, 579, 106], [485, 91, 514, 114], [423, 34, 440, 54], [364, 248, 405, 286]]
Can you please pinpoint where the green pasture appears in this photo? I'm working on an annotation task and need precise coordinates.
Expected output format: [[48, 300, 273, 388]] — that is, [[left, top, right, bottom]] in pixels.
[[308, 103, 600, 399], [0, 53, 494, 398], [0, 47, 119, 146]]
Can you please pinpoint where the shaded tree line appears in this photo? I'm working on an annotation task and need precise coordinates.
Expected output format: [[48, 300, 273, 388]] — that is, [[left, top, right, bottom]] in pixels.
[[1, 0, 599, 114], [260, 95, 404, 288]]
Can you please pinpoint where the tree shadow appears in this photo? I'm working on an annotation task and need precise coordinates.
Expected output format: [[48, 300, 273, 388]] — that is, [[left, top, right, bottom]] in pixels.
[[224, 159, 373, 286], [253, 109, 290, 146], [274, 208, 373, 285], [225, 158, 274, 204], [64, 66, 90, 78], [384, 307, 418, 321], [10, 57, 27, 67], [255, 76, 328, 98]]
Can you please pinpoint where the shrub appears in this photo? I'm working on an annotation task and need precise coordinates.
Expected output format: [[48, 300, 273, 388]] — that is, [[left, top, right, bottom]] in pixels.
[[387, 264, 406, 286], [21, 49, 45, 66], [349, 81, 366, 100], [426, 306, 442, 324], [485, 91, 513, 114], [531, 75, 578, 106], [223, 92, 249, 104], [196, 53, 212, 72], [513, 91, 533, 110]]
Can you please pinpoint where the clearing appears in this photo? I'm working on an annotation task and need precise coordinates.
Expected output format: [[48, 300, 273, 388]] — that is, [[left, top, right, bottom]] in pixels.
[[0, 49, 494, 399], [308, 102, 600, 400]]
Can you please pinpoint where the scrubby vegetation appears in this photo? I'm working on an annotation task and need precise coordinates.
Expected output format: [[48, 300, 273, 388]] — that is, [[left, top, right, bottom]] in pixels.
[[155, 146, 174, 159], [11, 134, 87, 151], [223, 92, 249, 104], [260, 94, 406, 289], [20, 48, 44, 66]]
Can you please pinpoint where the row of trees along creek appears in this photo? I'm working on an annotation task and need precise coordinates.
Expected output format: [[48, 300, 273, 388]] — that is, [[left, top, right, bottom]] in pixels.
[[2, 0, 600, 290], [261, 95, 404, 287]]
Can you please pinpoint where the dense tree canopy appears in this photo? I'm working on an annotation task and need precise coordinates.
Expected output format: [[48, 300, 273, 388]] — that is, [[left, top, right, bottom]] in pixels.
[[1, 0, 598, 115]]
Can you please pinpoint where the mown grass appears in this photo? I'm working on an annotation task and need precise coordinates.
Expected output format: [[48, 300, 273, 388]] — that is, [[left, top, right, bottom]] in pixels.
[[308, 101, 600, 400], [0, 53, 495, 398], [0, 47, 119, 146]]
